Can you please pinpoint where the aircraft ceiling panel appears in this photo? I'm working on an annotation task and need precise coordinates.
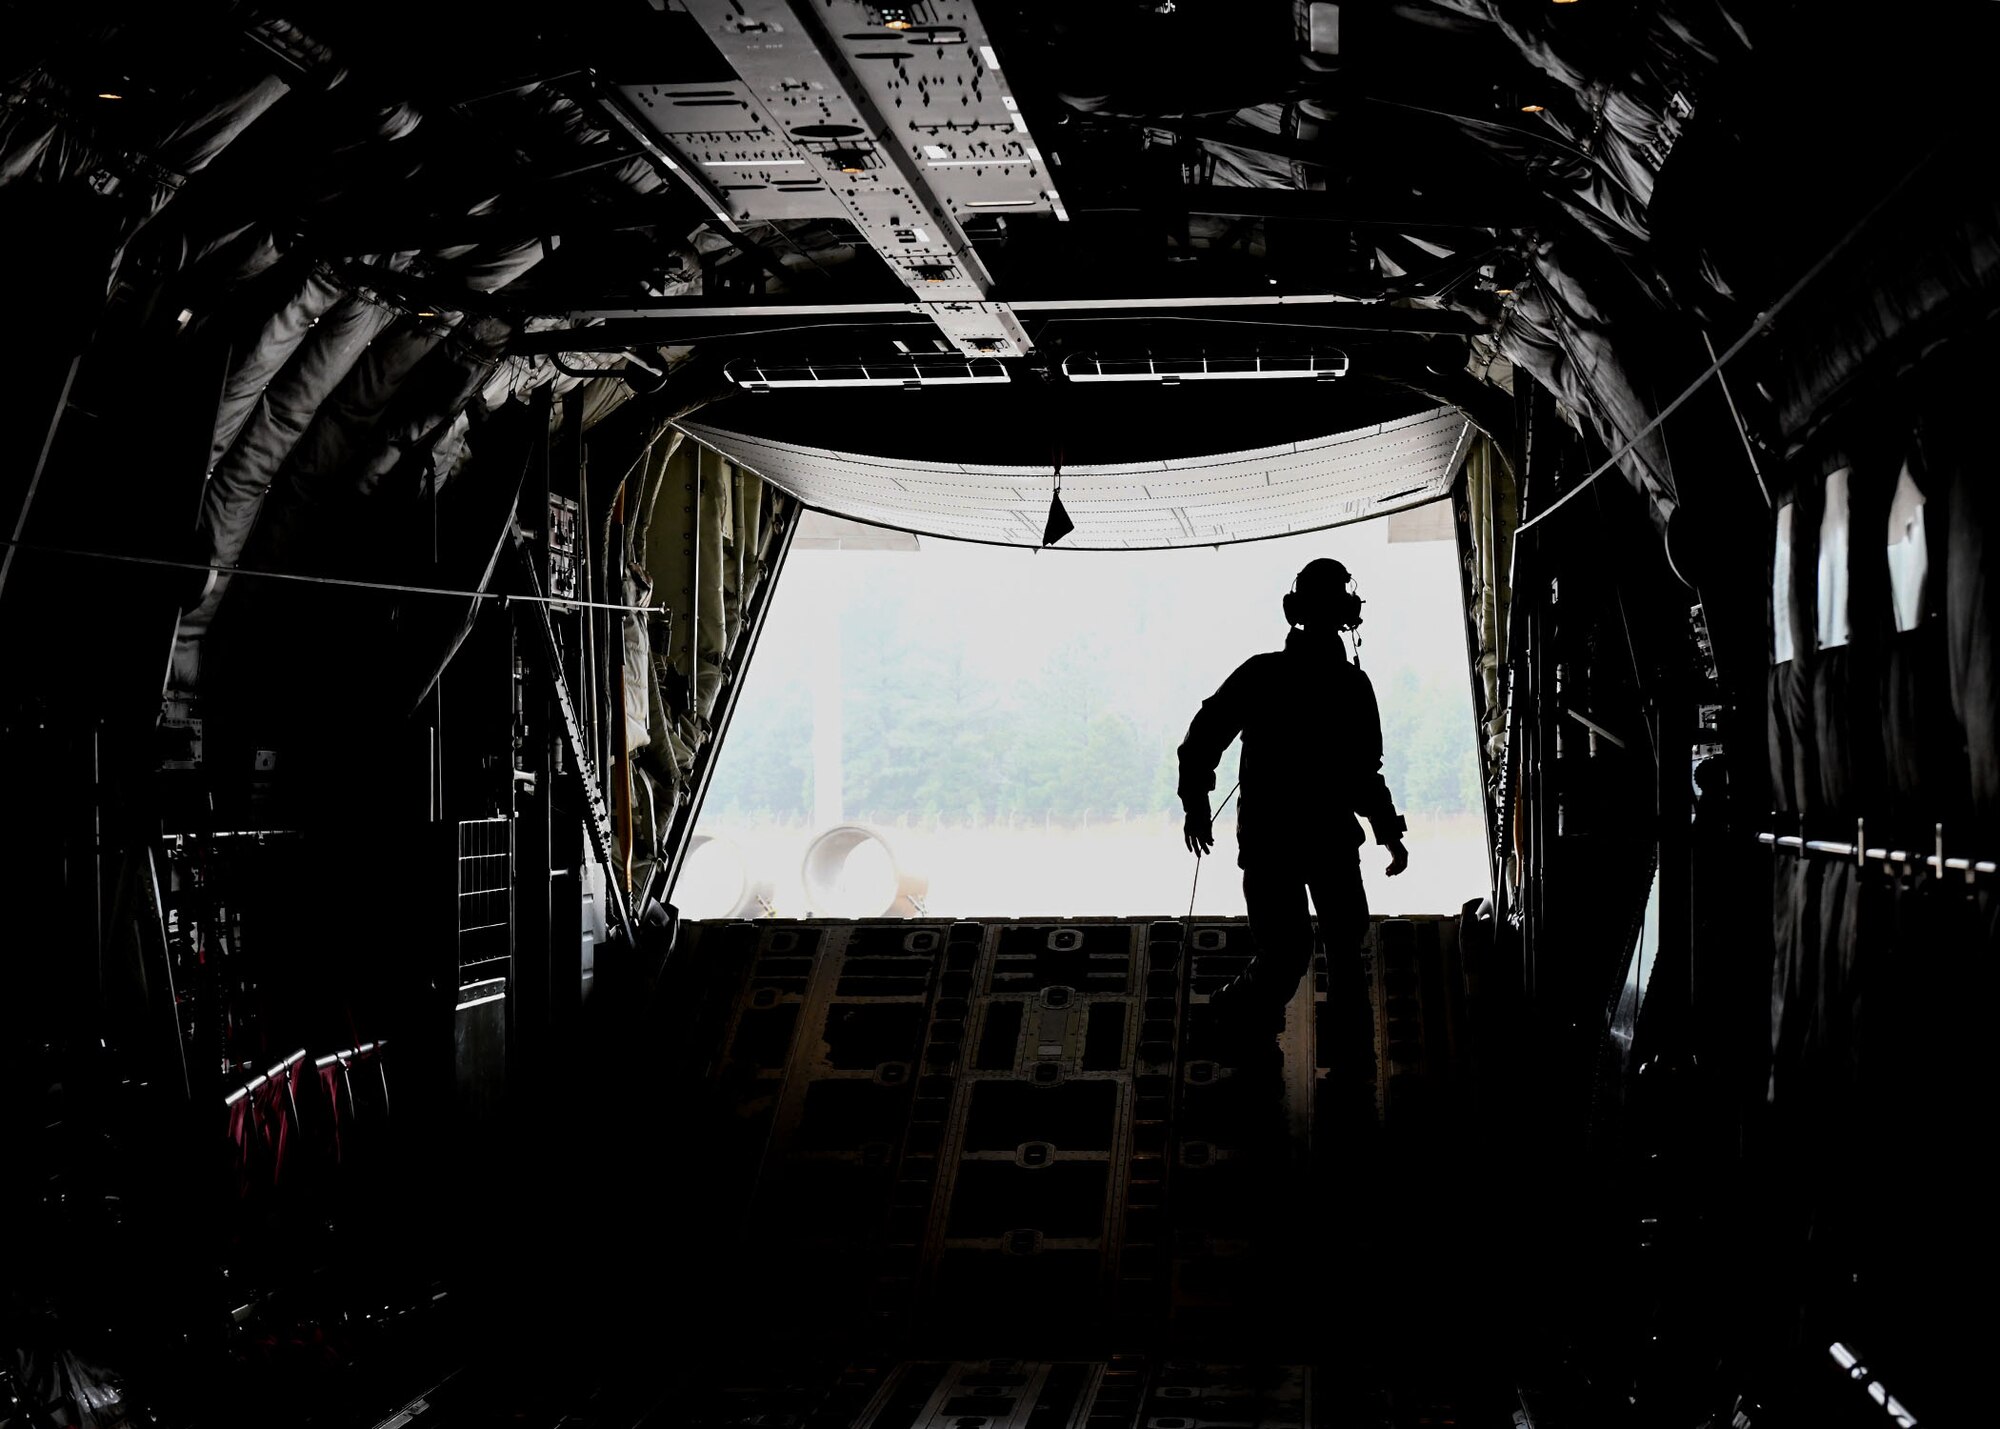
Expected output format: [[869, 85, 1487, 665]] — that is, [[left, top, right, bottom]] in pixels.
[[679, 408, 1472, 548], [634, 0, 1059, 357], [617, 81, 842, 221]]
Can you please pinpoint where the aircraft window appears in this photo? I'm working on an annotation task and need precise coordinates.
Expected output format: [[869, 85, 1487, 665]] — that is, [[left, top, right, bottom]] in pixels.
[[1772, 502, 1795, 665], [1885, 461, 1929, 633], [684, 515, 1489, 918], [1815, 467, 1852, 650]]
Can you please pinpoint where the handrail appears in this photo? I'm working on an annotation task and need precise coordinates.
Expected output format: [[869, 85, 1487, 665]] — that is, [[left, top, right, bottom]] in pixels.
[[312, 1038, 386, 1070], [222, 1048, 307, 1107], [1759, 823, 1997, 882]]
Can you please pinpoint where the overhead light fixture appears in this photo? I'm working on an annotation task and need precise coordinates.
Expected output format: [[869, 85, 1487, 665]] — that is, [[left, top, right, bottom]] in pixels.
[[1521, 103, 1546, 113], [881, 6, 914, 28], [725, 355, 1012, 391], [97, 91, 124, 100], [1062, 352, 1349, 384]]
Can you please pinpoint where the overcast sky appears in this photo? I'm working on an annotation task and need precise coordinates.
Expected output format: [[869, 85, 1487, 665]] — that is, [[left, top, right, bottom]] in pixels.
[[744, 508, 1474, 738]]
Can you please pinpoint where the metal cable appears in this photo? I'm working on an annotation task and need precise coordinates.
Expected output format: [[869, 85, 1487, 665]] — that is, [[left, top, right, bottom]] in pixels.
[[1185, 781, 1241, 921], [0, 536, 660, 615]]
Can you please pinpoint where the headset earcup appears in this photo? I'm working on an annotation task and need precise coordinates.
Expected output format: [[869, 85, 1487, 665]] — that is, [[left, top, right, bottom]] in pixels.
[[1282, 591, 1299, 627]]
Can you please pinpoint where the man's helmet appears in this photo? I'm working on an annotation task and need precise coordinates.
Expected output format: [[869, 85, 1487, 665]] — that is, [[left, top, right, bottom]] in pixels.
[[1282, 558, 1364, 631]]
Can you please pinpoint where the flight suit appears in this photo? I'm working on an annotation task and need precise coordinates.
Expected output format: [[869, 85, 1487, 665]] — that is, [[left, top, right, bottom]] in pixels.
[[1177, 626, 1404, 1030]]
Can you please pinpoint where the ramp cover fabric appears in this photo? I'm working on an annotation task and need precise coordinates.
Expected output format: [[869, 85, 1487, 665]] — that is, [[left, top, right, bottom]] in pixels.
[[680, 408, 1472, 549]]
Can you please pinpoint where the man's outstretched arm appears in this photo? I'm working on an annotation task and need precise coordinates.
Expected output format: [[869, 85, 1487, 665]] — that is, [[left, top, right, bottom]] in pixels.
[[1177, 667, 1249, 856], [1351, 669, 1410, 875]]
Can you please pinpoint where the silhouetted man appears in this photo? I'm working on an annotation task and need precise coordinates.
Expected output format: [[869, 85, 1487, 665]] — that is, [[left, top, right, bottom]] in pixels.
[[1177, 558, 1409, 1039]]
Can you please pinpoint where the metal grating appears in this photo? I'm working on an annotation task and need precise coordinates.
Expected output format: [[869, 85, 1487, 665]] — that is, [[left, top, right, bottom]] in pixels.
[[677, 408, 1472, 548]]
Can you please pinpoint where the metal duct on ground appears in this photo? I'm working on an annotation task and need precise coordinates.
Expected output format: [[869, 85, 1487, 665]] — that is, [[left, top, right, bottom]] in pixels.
[[677, 834, 774, 920], [801, 824, 928, 918]]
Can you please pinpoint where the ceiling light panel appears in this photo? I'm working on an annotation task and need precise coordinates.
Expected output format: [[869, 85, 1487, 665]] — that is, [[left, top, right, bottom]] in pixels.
[[725, 355, 1011, 389], [1063, 353, 1351, 383], [679, 408, 1473, 549]]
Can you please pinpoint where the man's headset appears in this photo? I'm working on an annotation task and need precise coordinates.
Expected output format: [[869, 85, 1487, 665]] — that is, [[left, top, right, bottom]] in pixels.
[[1282, 558, 1365, 632]]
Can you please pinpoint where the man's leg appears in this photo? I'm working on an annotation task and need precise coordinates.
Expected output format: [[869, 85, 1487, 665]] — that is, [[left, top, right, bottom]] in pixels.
[[1304, 855, 1382, 1373], [1227, 863, 1316, 1032], [1307, 855, 1375, 1129], [1306, 854, 1370, 960]]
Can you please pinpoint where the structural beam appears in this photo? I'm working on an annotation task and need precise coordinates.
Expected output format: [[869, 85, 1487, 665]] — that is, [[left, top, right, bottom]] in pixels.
[[512, 291, 1481, 352], [1080, 184, 1524, 232]]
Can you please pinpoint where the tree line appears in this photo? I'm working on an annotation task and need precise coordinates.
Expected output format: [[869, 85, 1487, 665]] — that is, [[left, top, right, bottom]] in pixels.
[[707, 619, 1481, 828]]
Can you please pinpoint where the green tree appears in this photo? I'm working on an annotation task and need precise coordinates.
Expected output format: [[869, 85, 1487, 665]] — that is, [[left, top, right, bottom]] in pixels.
[[1390, 670, 1478, 816], [1079, 709, 1154, 819], [704, 677, 812, 819]]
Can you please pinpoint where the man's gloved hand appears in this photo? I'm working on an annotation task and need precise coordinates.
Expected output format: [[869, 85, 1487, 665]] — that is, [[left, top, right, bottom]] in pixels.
[[1384, 839, 1409, 877], [1183, 808, 1215, 857]]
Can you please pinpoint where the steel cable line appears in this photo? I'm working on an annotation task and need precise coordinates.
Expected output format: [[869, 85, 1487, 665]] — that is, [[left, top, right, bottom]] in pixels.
[[0, 536, 660, 615]]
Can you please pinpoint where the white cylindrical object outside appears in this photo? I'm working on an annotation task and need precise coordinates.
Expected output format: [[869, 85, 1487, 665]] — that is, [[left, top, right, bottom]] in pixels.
[[802, 824, 928, 918]]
